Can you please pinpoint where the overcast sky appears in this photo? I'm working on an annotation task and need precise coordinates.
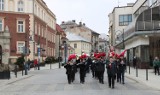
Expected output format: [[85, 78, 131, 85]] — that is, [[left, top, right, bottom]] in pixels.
[[44, 0, 136, 34]]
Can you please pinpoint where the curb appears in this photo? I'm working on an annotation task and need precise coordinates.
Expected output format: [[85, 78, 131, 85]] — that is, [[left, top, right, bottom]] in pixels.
[[125, 74, 160, 91]]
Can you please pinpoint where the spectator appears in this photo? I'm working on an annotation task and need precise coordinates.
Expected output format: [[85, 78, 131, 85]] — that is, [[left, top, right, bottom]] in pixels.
[[34, 59, 38, 70], [133, 56, 137, 69], [153, 57, 160, 75]]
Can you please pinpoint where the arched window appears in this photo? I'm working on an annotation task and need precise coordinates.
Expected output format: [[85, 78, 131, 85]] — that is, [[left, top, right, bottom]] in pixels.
[[18, 0, 24, 12]]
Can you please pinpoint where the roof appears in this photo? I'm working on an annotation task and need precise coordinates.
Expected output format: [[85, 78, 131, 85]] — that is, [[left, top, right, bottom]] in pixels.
[[66, 32, 90, 43], [56, 24, 63, 32], [99, 38, 107, 42]]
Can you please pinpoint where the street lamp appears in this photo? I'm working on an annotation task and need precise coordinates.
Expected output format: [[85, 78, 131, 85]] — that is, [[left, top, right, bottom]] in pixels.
[[116, 29, 125, 49]]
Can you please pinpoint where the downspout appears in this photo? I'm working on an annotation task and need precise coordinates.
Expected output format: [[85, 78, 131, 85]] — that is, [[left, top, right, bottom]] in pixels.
[[32, 0, 35, 60]]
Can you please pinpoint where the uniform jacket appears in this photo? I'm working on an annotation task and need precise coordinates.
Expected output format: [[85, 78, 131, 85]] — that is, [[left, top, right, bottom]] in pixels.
[[106, 61, 117, 76]]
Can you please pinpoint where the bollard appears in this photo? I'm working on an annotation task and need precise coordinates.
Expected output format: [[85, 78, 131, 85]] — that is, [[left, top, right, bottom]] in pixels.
[[129, 63, 130, 74], [146, 66, 148, 80], [50, 63, 51, 69], [15, 65, 17, 78], [136, 65, 138, 77], [22, 64, 24, 76], [24, 63, 28, 75]]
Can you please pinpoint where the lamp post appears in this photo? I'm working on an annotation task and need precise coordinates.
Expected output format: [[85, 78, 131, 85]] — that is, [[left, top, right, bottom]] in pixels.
[[58, 34, 61, 68], [63, 41, 67, 65], [116, 29, 125, 49]]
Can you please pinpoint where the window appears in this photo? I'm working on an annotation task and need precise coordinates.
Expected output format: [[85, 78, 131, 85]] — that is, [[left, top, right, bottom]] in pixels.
[[119, 14, 132, 26], [17, 20, 25, 33], [74, 43, 77, 48], [18, 0, 24, 12], [38, 25, 40, 35], [17, 42, 25, 53], [35, 4, 37, 14], [0, 19, 3, 31], [0, 0, 4, 11], [35, 22, 37, 34]]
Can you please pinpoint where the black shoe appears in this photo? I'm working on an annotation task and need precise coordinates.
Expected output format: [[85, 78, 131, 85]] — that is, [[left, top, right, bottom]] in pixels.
[[112, 86, 114, 89], [109, 86, 111, 88], [122, 82, 125, 84]]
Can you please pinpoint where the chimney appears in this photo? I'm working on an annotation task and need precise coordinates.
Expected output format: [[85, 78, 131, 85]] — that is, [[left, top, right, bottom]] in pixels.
[[72, 20, 76, 23], [79, 22, 82, 26], [62, 21, 65, 24], [83, 23, 85, 26]]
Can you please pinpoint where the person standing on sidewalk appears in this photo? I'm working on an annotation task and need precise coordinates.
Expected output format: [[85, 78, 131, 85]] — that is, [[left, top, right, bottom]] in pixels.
[[106, 56, 117, 88], [153, 56, 160, 75], [133, 56, 137, 69]]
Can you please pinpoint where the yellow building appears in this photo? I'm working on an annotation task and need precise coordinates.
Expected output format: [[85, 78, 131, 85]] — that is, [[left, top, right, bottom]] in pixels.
[[67, 32, 91, 56]]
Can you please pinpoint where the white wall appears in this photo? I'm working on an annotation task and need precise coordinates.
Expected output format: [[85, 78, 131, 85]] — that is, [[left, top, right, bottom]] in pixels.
[[112, 6, 133, 45], [125, 36, 149, 49], [133, 0, 147, 14]]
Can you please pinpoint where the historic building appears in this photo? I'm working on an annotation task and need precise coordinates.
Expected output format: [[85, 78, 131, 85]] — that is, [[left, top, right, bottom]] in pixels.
[[60, 20, 100, 55], [0, 0, 56, 64], [108, 0, 160, 68], [67, 32, 91, 56]]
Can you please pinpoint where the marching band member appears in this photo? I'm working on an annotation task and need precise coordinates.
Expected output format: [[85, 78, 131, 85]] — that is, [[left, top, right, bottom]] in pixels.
[[64, 54, 77, 84]]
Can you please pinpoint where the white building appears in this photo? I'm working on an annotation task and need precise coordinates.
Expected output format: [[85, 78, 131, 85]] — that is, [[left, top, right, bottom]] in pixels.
[[67, 32, 91, 56], [108, 0, 160, 68]]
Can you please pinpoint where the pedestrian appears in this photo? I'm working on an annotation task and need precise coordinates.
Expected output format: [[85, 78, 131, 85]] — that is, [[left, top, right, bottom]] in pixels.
[[133, 56, 137, 69], [153, 56, 160, 75], [34, 59, 38, 70], [27, 59, 31, 70], [106, 56, 117, 88]]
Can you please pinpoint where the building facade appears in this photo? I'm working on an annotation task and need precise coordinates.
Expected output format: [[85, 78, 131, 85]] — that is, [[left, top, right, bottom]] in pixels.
[[67, 32, 91, 56], [0, 0, 56, 64], [109, 0, 160, 68], [60, 20, 99, 54]]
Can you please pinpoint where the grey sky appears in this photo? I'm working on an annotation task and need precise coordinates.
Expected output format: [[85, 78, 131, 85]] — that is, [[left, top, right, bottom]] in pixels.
[[44, 0, 136, 34]]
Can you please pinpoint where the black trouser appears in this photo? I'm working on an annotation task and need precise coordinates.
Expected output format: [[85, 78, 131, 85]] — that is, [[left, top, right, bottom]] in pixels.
[[80, 71, 85, 83], [91, 69, 95, 78], [67, 74, 72, 84], [71, 71, 75, 82], [119, 70, 125, 83], [108, 74, 115, 87], [117, 71, 120, 82], [154, 66, 159, 75], [97, 71, 104, 83]]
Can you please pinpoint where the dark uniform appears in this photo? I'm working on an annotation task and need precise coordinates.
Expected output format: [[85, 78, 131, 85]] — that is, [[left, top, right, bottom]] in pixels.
[[77, 60, 86, 84], [118, 59, 126, 84], [64, 64, 76, 84], [106, 61, 117, 88], [91, 60, 96, 78], [96, 59, 105, 84]]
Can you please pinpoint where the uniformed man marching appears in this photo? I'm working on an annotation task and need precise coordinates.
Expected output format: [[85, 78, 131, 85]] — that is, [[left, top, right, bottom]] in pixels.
[[106, 56, 117, 88], [64, 54, 77, 84], [77, 54, 87, 84]]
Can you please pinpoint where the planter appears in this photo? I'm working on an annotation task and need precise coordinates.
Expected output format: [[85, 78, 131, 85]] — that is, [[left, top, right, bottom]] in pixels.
[[0, 71, 10, 79]]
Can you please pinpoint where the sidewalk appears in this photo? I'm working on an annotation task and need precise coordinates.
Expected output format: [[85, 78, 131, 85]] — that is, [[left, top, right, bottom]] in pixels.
[[125, 66, 160, 90], [0, 63, 60, 86]]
